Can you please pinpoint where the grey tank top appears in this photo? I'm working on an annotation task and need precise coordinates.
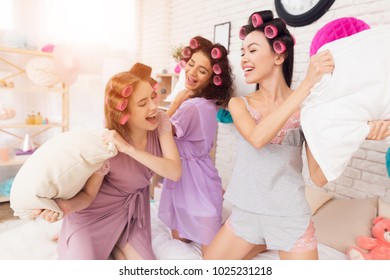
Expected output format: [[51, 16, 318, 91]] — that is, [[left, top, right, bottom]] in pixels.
[[224, 97, 311, 216]]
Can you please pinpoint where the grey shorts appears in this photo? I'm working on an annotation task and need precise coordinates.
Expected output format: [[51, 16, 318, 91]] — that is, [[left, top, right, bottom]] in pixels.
[[228, 206, 313, 252]]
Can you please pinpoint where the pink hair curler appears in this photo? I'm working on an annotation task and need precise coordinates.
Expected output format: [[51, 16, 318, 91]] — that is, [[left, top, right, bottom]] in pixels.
[[251, 13, 263, 28], [212, 64, 222, 75], [213, 75, 222, 86], [182, 47, 192, 58], [109, 81, 113, 91], [119, 113, 131, 125], [105, 95, 110, 105], [239, 26, 247, 40], [264, 25, 278, 39], [152, 82, 159, 91], [189, 38, 199, 49], [121, 85, 133, 97], [211, 47, 222, 59], [273, 40, 286, 54], [116, 99, 128, 111], [179, 59, 187, 69]]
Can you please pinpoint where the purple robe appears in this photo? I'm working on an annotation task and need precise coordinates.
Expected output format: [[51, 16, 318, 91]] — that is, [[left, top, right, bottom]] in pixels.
[[158, 97, 223, 245], [57, 130, 161, 259]]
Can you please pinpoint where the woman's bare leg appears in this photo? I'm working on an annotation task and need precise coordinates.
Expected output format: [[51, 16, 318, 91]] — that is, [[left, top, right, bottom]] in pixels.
[[172, 229, 191, 243], [112, 243, 144, 260], [203, 223, 257, 260], [279, 248, 318, 260], [242, 244, 268, 260]]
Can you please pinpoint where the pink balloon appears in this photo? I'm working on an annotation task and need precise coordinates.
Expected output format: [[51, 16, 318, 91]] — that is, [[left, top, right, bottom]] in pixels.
[[53, 46, 80, 85]]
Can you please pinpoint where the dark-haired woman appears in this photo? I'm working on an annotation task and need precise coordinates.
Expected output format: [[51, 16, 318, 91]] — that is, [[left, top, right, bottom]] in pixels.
[[158, 36, 234, 256], [204, 10, 334, 260]]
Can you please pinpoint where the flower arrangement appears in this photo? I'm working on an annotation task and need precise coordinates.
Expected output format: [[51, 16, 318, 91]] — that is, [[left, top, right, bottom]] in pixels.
[[171, 44, 184, 62]]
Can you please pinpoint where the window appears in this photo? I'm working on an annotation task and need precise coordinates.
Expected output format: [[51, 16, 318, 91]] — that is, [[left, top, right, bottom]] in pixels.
[[0, 0, 13, 30]]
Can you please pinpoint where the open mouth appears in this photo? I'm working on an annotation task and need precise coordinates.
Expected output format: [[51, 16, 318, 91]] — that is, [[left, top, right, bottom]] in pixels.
[[243, 66, 254, 73], [186, 76, 198, 87], [146, 114, 157, 124]]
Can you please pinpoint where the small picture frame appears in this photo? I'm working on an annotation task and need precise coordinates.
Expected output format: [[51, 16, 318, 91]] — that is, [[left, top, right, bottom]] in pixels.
[[214, 22, 231, 52]]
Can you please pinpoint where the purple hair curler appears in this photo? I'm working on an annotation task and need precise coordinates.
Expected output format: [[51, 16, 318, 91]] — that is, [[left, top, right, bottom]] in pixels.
[[121, 85, 133, 97], [264, 25, 278, 39], [182, 47, 192, 58], [273, 40, 286, 54], [251, 13, 263, 28], [211, 47, 222, 59], [212, 64, 222, 75], [239, 26, 247, 40], [116, 99, 128, 111], [119, 113, 131, 125], [213, 75, 222, 86], [179, 59, 187, 69], [189, 38, 199, 49]]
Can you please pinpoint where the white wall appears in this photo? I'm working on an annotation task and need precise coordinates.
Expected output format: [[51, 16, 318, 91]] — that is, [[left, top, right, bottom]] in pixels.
[[137, 0, 390, 200]]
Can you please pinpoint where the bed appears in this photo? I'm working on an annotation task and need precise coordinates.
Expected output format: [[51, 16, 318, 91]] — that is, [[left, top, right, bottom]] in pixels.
[[0, 195, 354, 260]]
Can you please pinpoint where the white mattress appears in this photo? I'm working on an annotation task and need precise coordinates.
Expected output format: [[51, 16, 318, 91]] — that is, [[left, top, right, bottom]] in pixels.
[[0, 201, 347, 260]]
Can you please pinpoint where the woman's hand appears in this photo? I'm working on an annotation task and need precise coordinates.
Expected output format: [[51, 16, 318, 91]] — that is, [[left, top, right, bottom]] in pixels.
[[174, 89, 193, 104], [367, 120, 390, 140], [305, 50, 335, 87], [40, 209, 61, 223], [102, 129, 132, 154], [167, 89, 194, 117]]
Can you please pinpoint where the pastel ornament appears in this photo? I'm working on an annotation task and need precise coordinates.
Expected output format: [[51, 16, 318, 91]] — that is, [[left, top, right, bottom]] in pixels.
[[25, 57, 60, 87]]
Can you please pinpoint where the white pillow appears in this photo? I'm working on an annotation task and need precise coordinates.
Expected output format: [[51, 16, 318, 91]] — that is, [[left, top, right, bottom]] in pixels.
[[10, 129, 117, 220], [163, 69, 185, 103], [301, 26, 390, 182]]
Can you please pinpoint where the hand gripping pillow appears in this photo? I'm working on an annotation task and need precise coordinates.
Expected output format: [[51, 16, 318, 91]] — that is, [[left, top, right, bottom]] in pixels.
[[10, 129, 117, 219], [301, 26, 390, 182]]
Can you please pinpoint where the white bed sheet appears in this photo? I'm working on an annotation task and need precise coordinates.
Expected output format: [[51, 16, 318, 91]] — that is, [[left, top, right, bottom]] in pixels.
[[0, 201, 348, 260]]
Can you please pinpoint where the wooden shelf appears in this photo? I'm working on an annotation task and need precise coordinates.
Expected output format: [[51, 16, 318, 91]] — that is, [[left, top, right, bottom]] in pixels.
[[0, 123, 63, 129], [0, 195, 10, 203]]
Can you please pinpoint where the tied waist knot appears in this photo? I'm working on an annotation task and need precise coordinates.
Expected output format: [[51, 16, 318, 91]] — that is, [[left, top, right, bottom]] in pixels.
[[118, 188, 147, 248], [123, 188, 145, 229]]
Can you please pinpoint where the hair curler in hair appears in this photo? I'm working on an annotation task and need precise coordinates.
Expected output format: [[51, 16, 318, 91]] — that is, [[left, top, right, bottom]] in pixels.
[[189, 38, 199, 49], [182, 47, 192, 58], [264, 25, 278, 39], [273, 40, 286, 54], [212, 64, 222, 75], [213, 75, 222, 86], [116, 99, 128, 111], [119, 113, 131, 125], [179, 59, 187, 69], [211, 47, 222, 59], [121, 85, 133, 97], [251, 13, 263, 28], [239, 26, 247, 40]]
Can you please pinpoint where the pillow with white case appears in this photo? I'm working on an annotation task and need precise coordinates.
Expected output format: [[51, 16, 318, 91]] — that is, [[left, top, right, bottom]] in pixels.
[[10, 129, 117, 220]]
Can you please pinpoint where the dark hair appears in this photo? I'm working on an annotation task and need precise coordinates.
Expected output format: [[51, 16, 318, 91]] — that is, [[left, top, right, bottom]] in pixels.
[[240, 10, 295, 87], [179, 36, 234, 108]]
